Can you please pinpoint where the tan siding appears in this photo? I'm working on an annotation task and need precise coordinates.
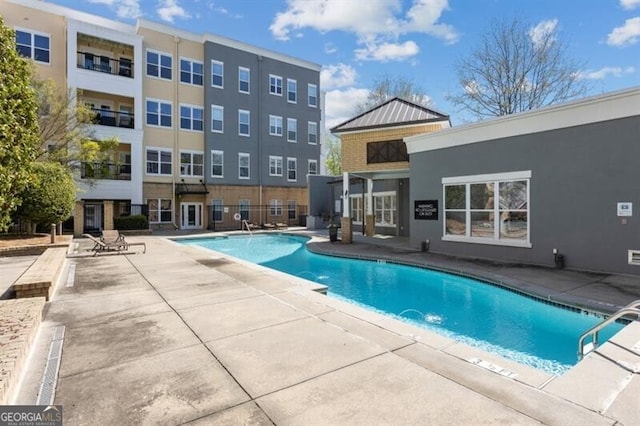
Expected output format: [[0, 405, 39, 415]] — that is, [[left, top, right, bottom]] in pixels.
[[341, 123, 445, 173]]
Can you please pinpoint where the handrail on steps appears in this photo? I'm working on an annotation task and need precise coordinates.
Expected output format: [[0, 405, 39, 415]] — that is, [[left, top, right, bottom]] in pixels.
[[241, 219, 253, 235], [577, 299, 640, 360]]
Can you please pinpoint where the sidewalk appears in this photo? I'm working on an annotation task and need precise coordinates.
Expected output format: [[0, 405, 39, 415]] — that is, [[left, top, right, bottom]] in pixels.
[[14, 232, 640, 425]]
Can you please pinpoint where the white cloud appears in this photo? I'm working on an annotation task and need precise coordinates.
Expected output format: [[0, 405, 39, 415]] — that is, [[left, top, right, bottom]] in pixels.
[[354, 40, 420, 62], [621, 0, 640, 10], [157, 0, 191, 23], [270, 0, 457, 62], [321, 64, 357, 90], [529, 19, 558, 48], [324, 88, 370, 130], [578, 66, 635, 79], [607, 17, 640, 46], [88, 0, 142, 19]]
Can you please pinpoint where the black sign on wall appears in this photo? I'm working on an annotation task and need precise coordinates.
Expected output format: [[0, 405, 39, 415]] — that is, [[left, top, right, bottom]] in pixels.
[[414, 200, 438, 220]]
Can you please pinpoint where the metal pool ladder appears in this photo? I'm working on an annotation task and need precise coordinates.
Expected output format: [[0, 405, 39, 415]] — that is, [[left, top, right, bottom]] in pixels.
[[577, 299, 640, 360], [241, 219, 253, 235]]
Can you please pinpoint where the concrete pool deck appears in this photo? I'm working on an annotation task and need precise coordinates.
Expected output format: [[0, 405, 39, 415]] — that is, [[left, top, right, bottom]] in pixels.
[[12, 230, 640, 425]]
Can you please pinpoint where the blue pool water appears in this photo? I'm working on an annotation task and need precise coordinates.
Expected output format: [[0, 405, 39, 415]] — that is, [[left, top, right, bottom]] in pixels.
[[178, 234, 624, 375]]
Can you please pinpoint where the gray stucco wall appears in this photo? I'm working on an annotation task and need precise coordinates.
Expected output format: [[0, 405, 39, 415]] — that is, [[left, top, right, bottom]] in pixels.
[[409, 116, 640, 275], [203, 42, 321, 187]]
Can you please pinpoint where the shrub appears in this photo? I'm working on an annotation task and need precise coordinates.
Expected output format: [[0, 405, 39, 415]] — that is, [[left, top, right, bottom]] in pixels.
[[114, 215, 148, 230]]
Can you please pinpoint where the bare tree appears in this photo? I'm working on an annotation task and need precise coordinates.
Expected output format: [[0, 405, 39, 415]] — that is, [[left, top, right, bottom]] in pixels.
[[356, 74, 431, 114], [447, 18, 588, 119]]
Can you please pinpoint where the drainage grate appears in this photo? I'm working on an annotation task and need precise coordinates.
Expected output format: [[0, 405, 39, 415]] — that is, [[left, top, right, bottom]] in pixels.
[[36, 325, 65, 406]]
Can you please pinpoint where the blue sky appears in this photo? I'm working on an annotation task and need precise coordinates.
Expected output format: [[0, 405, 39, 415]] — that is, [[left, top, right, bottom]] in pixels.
[[54, 0, 639, 127]]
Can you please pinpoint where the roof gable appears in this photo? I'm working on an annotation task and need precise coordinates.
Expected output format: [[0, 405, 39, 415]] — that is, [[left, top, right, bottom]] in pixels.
[[331, 97, 449, 133]]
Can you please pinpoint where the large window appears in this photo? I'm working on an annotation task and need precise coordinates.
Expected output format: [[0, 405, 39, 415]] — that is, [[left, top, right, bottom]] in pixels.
[[443, 171, 531, 247], [146, 148, 172, 175], [287, 157, 297, 181], [350, 195, 364, 224], [308, 83, 318, 107], [212, 199, 223, 222], [269, 115, 283, 136], [375, 192, 396, 227], [367, 140, 408, 164], [287, 79, 297, 103], [146, 99, 172, 128], [147, 50, 172, 80], [270, 199, 282, 216], [211, 60, 224, 88], [211, 105, 224, 133], [239, 199, 250, 220], [180, 58, 203, 85], [180, 105, 203, 131], [287, 118, 297, 142], [180, 151, 204, 177], [238, 153, 250, 179], [238, 110, 250, 136], [269, 156, 283, 176], [288, 200, 297, 220], [308, 121, 318, 144], [15, 29, 50, 63], [148, 199, 172, 223], [211, 150, 224, 178], [269, 74, 283, 95], [238, 67, 250, 93]]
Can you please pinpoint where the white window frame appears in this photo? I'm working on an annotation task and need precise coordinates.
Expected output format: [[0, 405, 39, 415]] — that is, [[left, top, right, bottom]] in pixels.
[[270, 199, 283, 216], [287, 118, 297, 142], [238, 109, 250, 137], [308, 121, 318, 145], [179, 57, 203, 86], [269, 156, 283, 176], [442, 171, 532, 248], [146, 49, 172, 80], [148, 198, 173, 223], [211, 199, 223, 222], [269, 115, 283, 136], [211, 150, 224, 178], [287, 157, 297, 182], [308, 83, 318, 107], [269, 74, 283, 96], [308, 159, 318, 175], [179, 104, 203, 132], [179, 150, 204, 177], [374, 191, 397, 228], [287, 78, 297, 103], [238, 152, 250, 180], [211, 105, 224, 133], [15, 27, 50, 64], [146, 147, 172, 176], [350, 195, 364, 224], [146, 98, 172, 128], [238, 66, 250, 94], [211, 60, 224, 88]]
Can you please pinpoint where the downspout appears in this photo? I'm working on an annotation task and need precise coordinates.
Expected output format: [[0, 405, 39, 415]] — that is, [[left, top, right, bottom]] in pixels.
[[172, 36, 180, 229], [257, 55, 264, 224]]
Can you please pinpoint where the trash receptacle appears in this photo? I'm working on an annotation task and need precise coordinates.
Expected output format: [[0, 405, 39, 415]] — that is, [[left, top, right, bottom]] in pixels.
[[328, 225, 338, 242], [554, 254, 565, 269]]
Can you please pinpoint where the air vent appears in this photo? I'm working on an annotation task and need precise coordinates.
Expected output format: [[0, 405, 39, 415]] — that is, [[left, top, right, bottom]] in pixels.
[[628, 250, 640, 265]]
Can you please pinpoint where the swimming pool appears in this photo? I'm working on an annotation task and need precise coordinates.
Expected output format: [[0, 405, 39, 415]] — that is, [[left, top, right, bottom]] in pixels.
[[177, 233, 623, 375]]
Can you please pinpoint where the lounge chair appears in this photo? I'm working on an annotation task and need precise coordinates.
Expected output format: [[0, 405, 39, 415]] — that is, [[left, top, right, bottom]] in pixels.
[[262, 223, 276, 230], [83, 233, 126, 254], [101, 230, 126, 250], [275, 222, 288, 229]]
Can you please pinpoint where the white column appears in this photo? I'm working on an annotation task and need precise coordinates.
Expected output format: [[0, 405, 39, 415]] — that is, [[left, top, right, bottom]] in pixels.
[[366, 178, 373, 215], [342, 171, 350, 218]]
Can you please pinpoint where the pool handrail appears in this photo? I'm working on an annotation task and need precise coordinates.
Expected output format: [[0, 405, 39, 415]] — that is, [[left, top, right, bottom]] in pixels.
[[577, 299, 640, 360]]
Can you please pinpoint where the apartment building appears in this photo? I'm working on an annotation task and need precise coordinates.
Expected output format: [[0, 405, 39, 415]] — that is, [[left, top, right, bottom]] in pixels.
[[2, 0, 321, 234]]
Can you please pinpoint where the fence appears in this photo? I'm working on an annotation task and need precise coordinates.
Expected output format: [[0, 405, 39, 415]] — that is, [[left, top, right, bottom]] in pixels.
[[208, 205, 307, 231]]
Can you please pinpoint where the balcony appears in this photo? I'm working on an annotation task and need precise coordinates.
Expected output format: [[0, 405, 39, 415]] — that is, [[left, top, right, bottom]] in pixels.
[[81, 162, 132, 181], [77, 51, 133, 78], [90, 108, 134, 129]]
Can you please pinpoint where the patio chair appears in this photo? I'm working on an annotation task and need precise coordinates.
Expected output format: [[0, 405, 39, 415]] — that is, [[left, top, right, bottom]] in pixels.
[[82, 233, 126, 255], [101, 230, 127, 250], [275, 222, 289, 230]]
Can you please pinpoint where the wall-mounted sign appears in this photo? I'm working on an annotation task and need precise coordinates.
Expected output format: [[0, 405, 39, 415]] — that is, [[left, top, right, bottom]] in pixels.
[[617, 202, 632, 217], [415, 200, 438, 220]]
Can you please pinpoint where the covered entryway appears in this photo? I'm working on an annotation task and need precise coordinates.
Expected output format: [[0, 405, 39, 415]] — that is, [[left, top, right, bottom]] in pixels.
[[180, 203, 202, 229]]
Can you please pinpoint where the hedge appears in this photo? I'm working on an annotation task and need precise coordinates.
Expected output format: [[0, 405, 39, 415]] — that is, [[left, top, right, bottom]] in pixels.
[[114, 215, 148, 230]]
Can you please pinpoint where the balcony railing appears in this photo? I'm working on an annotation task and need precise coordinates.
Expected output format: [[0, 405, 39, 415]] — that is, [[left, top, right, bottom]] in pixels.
[[81, 162, 132, 181], [77, 51, 134, 78], [90, 108, 134, 129]]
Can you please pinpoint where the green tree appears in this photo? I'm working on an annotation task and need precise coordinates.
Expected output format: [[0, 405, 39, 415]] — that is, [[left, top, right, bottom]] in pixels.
[[0, 17, 40, 232], [32, 78, 119, 177], [325, 135, 342, 176], [447, 17, 588, 119], [15, 162, 75, 233]]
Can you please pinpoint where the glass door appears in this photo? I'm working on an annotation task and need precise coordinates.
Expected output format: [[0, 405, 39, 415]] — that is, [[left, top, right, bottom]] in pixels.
[[180, 203, 202, 229]]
